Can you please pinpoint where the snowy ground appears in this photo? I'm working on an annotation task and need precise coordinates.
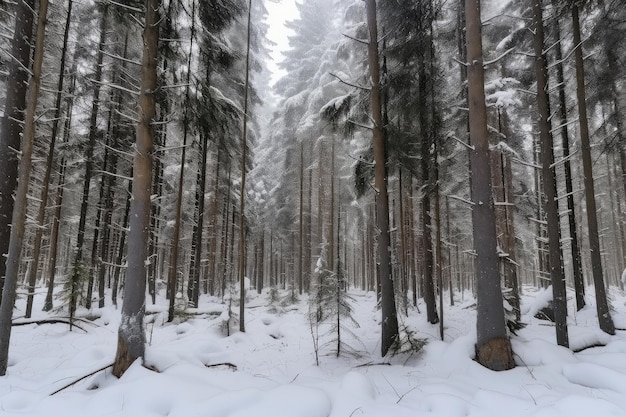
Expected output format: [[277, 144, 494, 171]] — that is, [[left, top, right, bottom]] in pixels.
[[2, 285, 626, 417]]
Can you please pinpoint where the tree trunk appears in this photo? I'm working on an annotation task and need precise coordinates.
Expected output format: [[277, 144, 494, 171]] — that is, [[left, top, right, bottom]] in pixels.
[[71, 3, 109, 319], [238, 0, 252, 332], [571, 4, 615, 335], [0, 0, 49, 375], [533, 0, 569, 347], [465, 0, 514, 371], [0, 0, 36, 303], [167, 1, 195, 321], [26, 0, 73, 317], [551, 7, 585, 311], [112, 0, 159, 378], [365, 0, 399, 356]]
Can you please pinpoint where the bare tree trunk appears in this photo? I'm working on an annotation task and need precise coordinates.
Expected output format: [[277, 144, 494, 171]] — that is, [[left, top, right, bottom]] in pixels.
[[112, 0, 160, 377], [0, 0, 35, 302], [365, 0, 399, 356], [466, 0, 514, 370], [571, 4, 615, 335], [26, 0, 73, 317], [551, 6, 585, 310], [167, 1, 195, 321], [535, 0, 569, 318], [0, 0, 49, 375], [533, 0, 569, 347], [238, 0, 252, 332], [71, 3, 109, 319], [299, 143, 304, 295]]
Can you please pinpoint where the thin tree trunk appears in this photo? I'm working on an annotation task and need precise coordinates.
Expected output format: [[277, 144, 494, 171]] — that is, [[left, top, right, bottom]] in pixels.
[[26, 0, 73, 317], [466, 0, 514, 370], [112, 0, 159, 377], [571, 4, 615, 335], [238, 0, 252, 332], [551, 6, 585, 310], [167, 1, 195, 321], [71, 4, 109, 320], [0, 0, 49, 375], [299, 143, 304, 295], [365, 0, 399, 356]]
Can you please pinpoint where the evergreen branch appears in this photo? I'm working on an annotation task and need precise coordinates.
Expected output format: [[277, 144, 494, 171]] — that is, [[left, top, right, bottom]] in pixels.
[[329, 73, 370, 91], [342, 33, 368, 46]]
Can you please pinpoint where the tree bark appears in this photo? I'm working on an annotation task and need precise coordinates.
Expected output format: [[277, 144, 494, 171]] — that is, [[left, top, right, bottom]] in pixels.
[[365, 0, 399, 357], [112, 0, 160, 378], [551, 6, 585, 311], [0, 0, 35, 303], [533, 0, 569, 347], [238, 0, 252, 333], [26, 0, 73, 317], [466, 0, 514, 370], [0, 0, 49, 375], [571, 4, 615, 335]]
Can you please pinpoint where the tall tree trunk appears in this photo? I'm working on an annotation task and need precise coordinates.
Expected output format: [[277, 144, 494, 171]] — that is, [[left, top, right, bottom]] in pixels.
[[0, 0, 36, 302], [167, 1, 195, 321], [112, 0, 159, 378], [0, 0, 49, 375], [26, 0, 73, 317], [71, 4, 109, 319], [299, 143, 304, 295], [533, 0, 569, 347], [551, 7, 585, 310], [466, 0, 514, 371], [238, 0, 252, 332], [365, 0, 399, 356], [571, 4, 615, 335]]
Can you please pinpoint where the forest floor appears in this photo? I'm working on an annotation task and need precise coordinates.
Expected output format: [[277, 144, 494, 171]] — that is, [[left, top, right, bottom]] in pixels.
[[2, 283, 626, 416]]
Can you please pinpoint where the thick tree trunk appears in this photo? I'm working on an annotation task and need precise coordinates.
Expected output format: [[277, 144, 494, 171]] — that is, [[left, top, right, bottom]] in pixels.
[[112, 0, 159, 378], [0, 0, 35, 303], [571, 4, 615, 335], [0, 0, 49, 375], [365, 0, 399, 356], [533, 0, 570, 343], [533, 0, 569, 347], [465, 0, 514, 370]]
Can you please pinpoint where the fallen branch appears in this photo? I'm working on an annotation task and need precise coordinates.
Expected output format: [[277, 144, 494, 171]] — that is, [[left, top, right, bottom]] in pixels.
[[205, 362, 237, 370], [50, 363, 114, 396], [12, 319, 86, 332], [355, 361, 391, 368]]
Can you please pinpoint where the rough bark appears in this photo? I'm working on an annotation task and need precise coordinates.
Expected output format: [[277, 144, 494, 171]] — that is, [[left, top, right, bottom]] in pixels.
[[571, 4, 615, 335], [0, 0, 49, 375], [365, 0, 399, 356], [0, 0, 35, 303], [466, 0, 514, 370], [533, 0, 569, 348], [113, 0, 160, 378]]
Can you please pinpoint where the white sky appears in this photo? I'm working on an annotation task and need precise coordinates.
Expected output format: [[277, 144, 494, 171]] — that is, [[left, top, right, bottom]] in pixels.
[[264, 0, 300, 83]]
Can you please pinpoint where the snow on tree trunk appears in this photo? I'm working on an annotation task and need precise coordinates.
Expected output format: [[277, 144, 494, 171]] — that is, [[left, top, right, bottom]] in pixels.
[[112, 0, 160, 378], [465, 0, 514, 371]]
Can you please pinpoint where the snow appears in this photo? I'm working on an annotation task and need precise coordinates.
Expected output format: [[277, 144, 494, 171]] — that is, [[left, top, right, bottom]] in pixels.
[[3, 286, 626, 416]]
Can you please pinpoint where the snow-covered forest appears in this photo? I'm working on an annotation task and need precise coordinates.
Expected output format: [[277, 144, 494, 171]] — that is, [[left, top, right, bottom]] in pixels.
[[0, 0, 625, 415]]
